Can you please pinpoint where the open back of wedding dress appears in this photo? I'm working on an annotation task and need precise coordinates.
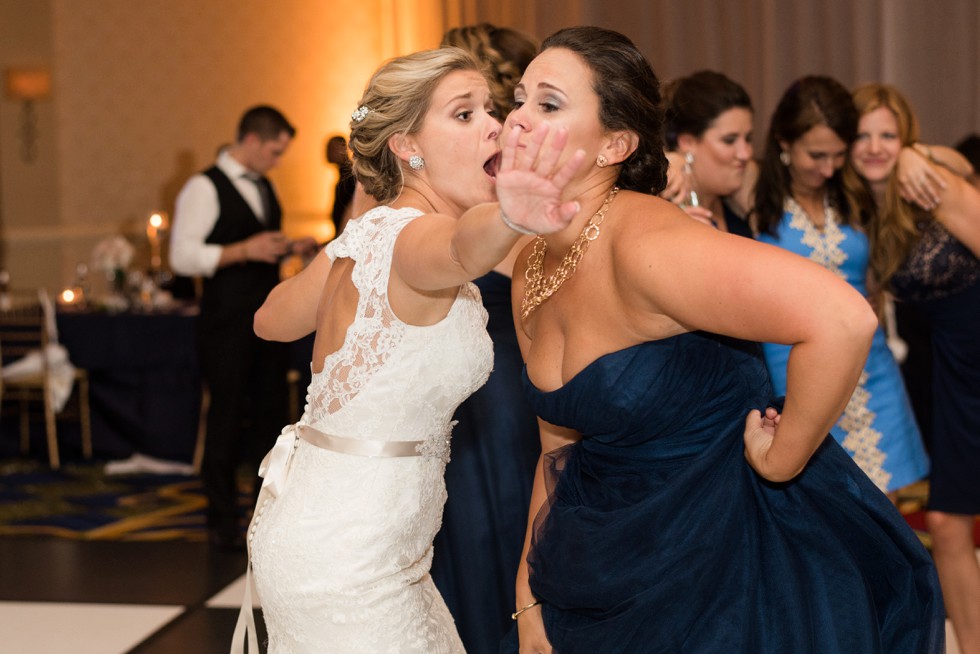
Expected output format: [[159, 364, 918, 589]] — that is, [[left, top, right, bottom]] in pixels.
[[247, 206, 493, 653]]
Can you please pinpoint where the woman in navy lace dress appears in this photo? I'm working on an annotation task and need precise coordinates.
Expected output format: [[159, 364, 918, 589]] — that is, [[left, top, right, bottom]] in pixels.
[[846, 82, 980, 654]]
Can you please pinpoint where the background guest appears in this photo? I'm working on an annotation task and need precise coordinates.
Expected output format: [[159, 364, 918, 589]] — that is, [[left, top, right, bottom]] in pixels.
[[169, 105, 316, 550], [845, 82, 980, 653], [754, 76, 929, 499], [325, 134, 356, 238], [430, 23, 541, 654], [662, 70, 756, 236], [954, 133, 980, 189]]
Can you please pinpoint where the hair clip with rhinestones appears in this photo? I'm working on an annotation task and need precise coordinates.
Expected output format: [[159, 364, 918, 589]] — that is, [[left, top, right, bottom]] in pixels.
[[351, 105, 370, 123]]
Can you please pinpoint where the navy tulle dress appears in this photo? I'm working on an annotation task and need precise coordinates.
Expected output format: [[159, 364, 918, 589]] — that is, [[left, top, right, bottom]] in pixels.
[[432, 272, 541, 654], [506, 332, 944, 653]]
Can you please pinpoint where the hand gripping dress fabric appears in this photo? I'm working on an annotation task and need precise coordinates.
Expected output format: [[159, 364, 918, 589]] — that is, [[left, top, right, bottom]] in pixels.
[[757, 203, 929, 492], [245, 206, 493, 653], [503, 332, 944, 653]]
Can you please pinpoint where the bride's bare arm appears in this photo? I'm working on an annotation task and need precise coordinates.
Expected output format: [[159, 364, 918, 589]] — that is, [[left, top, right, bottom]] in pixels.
[[254, 250, 332, 341]]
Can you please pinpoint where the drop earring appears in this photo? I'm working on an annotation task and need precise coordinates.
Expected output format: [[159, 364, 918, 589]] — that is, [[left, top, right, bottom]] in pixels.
[[683, 151, 695, 174], [409, 155, 425, 171]]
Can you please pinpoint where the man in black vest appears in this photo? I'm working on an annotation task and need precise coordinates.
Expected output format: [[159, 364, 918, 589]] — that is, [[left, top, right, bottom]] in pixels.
[[170, 105, 315, 550]]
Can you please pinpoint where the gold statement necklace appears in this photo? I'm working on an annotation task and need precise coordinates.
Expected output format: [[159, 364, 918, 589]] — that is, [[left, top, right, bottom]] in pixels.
[[521, 186, 620, 319]]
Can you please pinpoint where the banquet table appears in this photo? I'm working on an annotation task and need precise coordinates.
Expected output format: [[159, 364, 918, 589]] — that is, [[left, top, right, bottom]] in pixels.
[[56, 304, 202, 462], [54, 303, 315, 464]]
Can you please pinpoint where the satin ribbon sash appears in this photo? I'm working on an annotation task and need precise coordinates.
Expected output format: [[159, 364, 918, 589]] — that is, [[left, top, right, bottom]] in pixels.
[[258, 423, 425, 498]]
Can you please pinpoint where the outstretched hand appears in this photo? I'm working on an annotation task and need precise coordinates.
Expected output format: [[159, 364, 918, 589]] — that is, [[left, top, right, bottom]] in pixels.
[[496, 123, 587, 235]]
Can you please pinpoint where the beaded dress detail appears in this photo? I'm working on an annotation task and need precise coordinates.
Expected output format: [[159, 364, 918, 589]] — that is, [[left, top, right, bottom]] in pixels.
[[248, 205, 493, 653]]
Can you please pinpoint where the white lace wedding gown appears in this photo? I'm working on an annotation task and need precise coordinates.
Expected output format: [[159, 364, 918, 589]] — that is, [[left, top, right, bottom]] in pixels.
[[247, 206, 493, 653]]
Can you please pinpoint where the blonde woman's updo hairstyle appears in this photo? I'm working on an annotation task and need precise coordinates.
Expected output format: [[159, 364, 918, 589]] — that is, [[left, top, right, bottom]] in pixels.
[[348, 47, 484, 204]]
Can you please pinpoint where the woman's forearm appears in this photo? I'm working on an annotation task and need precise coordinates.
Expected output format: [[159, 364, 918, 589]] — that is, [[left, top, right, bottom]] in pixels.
[[515, 453, 548, 607], [761, 303, 876, 481]]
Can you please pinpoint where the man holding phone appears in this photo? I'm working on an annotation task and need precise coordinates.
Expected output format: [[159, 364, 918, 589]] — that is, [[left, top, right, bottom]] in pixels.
[[170, 104, 316, 550]]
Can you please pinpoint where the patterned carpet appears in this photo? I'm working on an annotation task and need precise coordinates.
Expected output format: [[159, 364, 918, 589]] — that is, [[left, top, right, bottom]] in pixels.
[[0, 460, 211, 541], [0, 459, 976, 548]]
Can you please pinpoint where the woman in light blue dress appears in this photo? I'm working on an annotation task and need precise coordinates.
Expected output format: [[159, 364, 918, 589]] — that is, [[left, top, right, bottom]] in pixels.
[[755, 76, 928, 496]]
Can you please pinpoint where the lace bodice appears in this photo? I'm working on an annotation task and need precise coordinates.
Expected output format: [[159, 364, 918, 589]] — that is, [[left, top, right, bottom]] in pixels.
[[303, 205, 494, 458], [891, 217, 980, 302]]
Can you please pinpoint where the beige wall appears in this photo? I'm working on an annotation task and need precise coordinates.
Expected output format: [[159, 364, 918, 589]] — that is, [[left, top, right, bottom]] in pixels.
[[0, 0, 454, 294], [0, 0, 977, 295], [0, 0, 60, 290]]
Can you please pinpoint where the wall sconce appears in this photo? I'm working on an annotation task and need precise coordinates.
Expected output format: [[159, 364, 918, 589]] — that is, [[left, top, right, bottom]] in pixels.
[[5, 68, 52, 164]]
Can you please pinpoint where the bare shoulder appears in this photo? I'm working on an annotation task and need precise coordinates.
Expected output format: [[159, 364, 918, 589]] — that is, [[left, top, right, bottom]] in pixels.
[[609, 191, 707, 261]]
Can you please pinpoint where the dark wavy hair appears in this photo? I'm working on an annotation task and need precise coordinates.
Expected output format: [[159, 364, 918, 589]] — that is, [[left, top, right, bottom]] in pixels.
[[540, 26, 668, 195], [754, 75, 858, 236], [663, 70, 753, 148]]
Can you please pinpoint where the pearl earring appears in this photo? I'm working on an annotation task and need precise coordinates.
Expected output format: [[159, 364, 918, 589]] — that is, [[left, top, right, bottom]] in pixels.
[[779, 151, 791, 166], [409, 155, 425, 171]]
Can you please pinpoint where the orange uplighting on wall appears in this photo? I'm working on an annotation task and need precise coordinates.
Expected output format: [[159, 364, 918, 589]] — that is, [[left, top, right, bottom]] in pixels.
[[5, 68, 51, 101]]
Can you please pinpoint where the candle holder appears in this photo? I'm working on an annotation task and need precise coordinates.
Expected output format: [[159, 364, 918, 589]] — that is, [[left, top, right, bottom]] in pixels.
[[146, 211, 169, 273]]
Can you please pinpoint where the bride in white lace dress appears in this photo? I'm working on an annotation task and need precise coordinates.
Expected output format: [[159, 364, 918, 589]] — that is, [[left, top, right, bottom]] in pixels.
[[230, 47, 586, 653]]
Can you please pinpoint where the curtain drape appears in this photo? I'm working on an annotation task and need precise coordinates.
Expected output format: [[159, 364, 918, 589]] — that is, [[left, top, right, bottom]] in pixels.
[[441, 0, 979, 148]]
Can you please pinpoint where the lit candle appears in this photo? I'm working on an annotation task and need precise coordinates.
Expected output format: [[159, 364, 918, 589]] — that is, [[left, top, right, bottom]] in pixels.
[[61, 288, 76, 304], [147, 212, 163, 242], [147, 212, 165, 270]]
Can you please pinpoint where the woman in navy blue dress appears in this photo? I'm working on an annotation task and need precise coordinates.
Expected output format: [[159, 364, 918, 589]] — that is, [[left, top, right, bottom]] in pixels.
[[503, 27, 943, 653], [846, 82, 980, 654]]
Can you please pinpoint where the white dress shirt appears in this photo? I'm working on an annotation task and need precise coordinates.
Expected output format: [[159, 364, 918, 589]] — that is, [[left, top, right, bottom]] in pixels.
[[169, 150, 268, 277]]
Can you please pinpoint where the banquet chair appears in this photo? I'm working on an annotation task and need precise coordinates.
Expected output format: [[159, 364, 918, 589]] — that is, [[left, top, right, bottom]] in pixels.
[[0, 288, 92, 469]]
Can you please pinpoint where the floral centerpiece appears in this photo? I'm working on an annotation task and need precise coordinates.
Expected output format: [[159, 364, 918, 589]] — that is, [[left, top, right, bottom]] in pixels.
[[91, 235, 135, 311]]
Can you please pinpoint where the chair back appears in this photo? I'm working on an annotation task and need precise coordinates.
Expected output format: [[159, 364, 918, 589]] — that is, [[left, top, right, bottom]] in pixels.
[[0, 289, 51, 369]]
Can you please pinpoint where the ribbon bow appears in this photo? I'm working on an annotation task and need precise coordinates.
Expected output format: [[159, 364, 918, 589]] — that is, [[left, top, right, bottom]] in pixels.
[[258, 424, 299, 498]]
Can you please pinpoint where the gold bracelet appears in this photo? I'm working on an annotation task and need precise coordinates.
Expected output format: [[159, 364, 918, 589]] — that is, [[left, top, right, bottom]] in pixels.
[[511, 600, 541, 620]]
